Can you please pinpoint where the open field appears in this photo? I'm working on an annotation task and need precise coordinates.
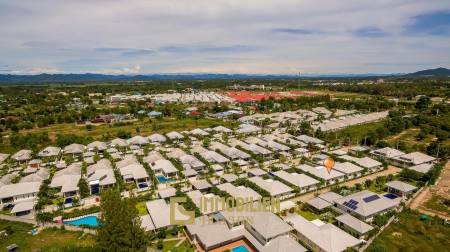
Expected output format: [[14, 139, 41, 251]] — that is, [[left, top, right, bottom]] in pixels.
[[297, 88, 373, 99], [385, 128, 431, 152], [409, 161, 450, 218], [7, 118, 235, 141], [366, 209, 450, 252], [323, 120, 386, 145], [0, 220, 98, 251]]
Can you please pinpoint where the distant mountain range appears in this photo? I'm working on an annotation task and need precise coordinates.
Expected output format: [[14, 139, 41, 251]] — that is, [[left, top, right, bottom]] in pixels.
[[406, 67, 450, 77], [0, 73, 300, 83], [0, 68, 447, 83], [0, 73, 386, 83]]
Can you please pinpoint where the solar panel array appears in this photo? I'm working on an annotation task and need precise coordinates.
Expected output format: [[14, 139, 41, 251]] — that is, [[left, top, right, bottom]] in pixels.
[[343, 199, 359, 210], [363, 194, 380, 203]]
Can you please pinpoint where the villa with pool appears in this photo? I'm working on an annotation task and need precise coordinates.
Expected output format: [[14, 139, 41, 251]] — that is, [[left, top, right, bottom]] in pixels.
[[185, 208, 307, 252]]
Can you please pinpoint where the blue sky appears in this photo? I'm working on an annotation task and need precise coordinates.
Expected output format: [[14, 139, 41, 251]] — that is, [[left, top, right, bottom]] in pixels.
[[0, 0, 449, 74]]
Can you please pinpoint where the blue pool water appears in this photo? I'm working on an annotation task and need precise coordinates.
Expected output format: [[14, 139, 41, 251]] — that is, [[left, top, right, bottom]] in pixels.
[[156, 176, 174, 182], [384, 193, 398, 199], [64, 215, 99, 228], [232, 245, 249, 252], [138, 182, 149, 188]]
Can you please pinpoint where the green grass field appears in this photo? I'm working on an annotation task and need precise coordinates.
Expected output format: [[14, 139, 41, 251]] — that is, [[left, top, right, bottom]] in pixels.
[[324, 120, 386, 145], [13, 117, 236, 141], [0, 220, 98, 251], [367, 209, 450, 252], [385, 128, 430, 152]]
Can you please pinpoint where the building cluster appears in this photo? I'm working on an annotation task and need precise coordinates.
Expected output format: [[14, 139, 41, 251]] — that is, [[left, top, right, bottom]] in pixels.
[[151, 92, 234, 104], [0, 118, 436, 251], [312, 111, 389, 132], [237, 107, 382, 133], [108, 92, 234, 104]]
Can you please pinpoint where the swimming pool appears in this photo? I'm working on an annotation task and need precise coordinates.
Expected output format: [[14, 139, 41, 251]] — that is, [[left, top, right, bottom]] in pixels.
[[64, 215, 99, 228], [232, 245, 249, 252], [384, 193, 398, 199], [156, 176, 174, 183]]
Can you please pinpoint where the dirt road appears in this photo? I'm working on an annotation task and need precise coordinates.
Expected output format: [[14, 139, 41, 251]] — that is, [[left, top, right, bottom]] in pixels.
[[409, 161, 450, 219]]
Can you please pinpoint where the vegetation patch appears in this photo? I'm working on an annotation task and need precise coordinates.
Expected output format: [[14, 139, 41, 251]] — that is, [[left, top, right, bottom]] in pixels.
[[0, 220, 98, 251], [424, 195, 450, 214], [367, 209, 450, 252]]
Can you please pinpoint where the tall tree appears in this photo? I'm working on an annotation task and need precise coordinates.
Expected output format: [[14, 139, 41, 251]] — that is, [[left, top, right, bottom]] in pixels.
[[78, 178, 90, 198], [97, 189, 148, 251]]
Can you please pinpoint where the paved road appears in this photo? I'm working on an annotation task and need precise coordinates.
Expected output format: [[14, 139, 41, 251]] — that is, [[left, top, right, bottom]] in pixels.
[[287, 165, 401, 203]]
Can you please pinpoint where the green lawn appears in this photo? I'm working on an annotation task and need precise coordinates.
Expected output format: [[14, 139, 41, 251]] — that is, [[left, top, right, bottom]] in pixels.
[[367, 209, 450, 252], [296, 209, 319, 221], [151, 239, 195, 252], [136, 201, 148, 216], [0, 220, 98, 251]]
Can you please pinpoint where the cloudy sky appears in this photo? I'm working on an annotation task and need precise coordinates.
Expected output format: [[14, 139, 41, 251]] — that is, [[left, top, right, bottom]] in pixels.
[[1, 0, 450, 74]]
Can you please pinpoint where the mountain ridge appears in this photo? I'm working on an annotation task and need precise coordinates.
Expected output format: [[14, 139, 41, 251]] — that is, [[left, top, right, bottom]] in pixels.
[[0, 68, 447, 83], [406, 67, 450, 77]]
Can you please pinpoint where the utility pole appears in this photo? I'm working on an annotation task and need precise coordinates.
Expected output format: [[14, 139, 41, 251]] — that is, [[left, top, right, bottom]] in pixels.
[[436, 142, 440, 159]]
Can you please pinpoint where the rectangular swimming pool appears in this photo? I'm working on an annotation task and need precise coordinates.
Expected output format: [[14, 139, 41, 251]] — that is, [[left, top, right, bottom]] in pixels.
[[232, 245, 249, 252], [156, 175, 175, 183]]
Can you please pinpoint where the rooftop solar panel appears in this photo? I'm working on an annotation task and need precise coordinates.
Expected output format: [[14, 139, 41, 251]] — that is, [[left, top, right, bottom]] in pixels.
[[363, 194, 380, 203]]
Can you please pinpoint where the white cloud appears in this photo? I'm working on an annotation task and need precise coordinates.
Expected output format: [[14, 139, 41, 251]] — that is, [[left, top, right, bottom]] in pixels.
[[96, 65, 141, 75], [0, 0, 449, 74], [29, 66, 61, 74]]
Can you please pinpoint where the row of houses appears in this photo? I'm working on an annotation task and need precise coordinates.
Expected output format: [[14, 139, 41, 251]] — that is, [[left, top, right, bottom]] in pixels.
[[370, 147, 436, 172], [312, 111, 389, 132], [237, 107, 332, 125], [0, 155, 150, 211]]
